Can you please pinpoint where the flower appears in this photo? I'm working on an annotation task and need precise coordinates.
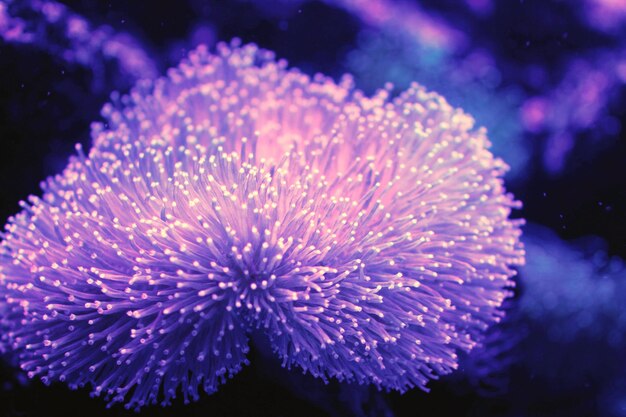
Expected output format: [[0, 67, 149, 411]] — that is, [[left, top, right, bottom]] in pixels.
[[0, 40, 524, 409]]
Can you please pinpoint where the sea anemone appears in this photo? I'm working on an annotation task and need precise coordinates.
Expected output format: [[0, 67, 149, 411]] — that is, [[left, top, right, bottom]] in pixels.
[[0, 40, 524, 409]]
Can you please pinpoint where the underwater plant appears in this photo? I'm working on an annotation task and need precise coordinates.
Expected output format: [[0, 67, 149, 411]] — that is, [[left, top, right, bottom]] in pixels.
[[0, 41, 524, 410]]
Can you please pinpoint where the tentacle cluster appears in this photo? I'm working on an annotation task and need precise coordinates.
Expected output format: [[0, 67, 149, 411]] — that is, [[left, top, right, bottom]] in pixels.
[[0, 40, 524, 409]]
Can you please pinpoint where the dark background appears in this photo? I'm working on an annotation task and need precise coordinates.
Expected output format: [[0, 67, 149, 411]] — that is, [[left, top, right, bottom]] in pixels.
[[0, 1, 625, 416]]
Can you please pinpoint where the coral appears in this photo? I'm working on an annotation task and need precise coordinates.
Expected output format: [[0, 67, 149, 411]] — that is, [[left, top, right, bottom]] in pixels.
[[0, 0, 157, 91], [345, 30, 528, 181], [0, 41, 524, 409], [521, 225, 626, 344], [453, 295, 526, 398], [321, 0, 466, 52], [521, 48, 626, 174]]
